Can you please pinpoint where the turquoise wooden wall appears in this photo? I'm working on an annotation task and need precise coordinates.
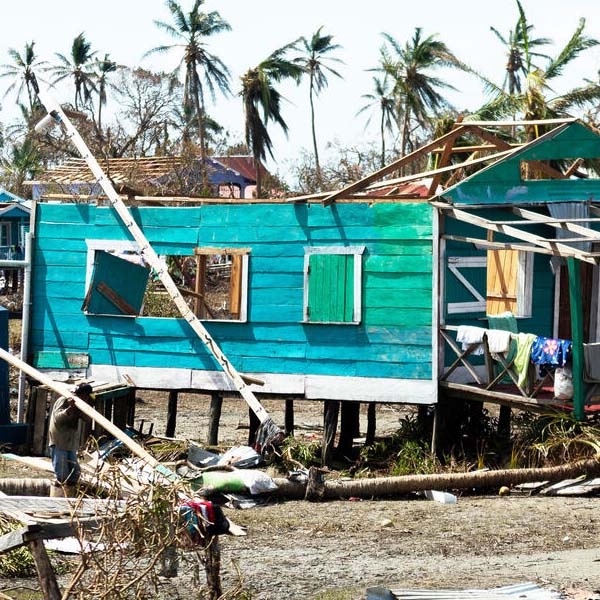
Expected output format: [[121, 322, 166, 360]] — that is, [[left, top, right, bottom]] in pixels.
[[29, 201, 434, 381]]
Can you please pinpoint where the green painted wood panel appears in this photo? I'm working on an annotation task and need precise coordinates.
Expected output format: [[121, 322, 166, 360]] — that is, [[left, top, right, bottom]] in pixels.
[[364, 271, 432, 290], [307, 253, 354, 322], [85, 251, 149, 316], [365, 254, 431, 273], [364, 288, 432, 310]]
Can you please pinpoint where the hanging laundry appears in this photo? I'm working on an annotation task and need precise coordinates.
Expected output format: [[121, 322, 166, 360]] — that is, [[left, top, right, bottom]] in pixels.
[[485, 329, 512, 354], [530, 336, 572, 367], [456, 325, 486, 355], [513, 333, 537, 388]]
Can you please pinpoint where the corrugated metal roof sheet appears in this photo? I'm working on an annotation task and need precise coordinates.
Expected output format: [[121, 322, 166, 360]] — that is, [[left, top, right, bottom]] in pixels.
[[369, 582, 563, 600]]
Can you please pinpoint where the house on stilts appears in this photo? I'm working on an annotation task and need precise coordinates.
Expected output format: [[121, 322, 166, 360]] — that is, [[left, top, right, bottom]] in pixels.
[[20, 117, 600, 453]]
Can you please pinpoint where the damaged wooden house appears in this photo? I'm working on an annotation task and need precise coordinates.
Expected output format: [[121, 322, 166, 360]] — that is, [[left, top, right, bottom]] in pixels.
[[19, 116, 600, 455]]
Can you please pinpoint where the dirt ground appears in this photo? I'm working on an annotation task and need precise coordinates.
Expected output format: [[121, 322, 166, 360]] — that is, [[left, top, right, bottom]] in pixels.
[[3, 392, 600, 599], [133, 394, 600, 600]]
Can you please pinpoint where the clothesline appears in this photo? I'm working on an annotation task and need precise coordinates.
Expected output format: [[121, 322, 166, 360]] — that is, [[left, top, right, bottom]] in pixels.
[[446, 324, 572, 366]]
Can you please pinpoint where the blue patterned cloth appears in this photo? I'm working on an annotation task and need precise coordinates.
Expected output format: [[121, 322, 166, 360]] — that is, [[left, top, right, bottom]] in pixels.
[[530, 336, 572, 367]]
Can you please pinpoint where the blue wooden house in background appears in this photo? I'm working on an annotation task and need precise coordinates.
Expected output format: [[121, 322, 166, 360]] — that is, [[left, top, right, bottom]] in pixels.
[[22, 118, 600, 449], [0, 188, 30, 259]]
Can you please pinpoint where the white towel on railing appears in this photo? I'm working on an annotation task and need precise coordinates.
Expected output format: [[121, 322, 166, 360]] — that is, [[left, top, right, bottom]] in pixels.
[[485, 329, 512, 354], [456, 325, 486, 355]]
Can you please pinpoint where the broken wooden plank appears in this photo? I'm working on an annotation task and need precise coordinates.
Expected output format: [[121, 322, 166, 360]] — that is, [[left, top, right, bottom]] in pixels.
[[539, 474, 587, 495], [96, 281, 138, 315], [552, 476, 600, 496], [0, 522, 77, 553], [28, 538, 62, 600]]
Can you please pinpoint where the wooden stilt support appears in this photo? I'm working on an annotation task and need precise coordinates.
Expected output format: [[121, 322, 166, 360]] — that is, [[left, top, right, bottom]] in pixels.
[[29, 538, 62, 600], [322, 400, 339, 467], [165, 391, 178, 438], [365, 403, 376, 446], [31, 386, 48, 455], [207, 393, 223, 446], [430, 405, 439, 456], [498, 405, 511, 440], [338, 402, 360, 457], [285, 398, 294, 436], [248, 406, 260, 448], [205, 537, 222, 600]]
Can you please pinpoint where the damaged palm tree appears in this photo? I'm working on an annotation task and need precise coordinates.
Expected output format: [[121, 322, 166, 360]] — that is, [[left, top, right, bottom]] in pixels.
[[32, 79, 283, 455]]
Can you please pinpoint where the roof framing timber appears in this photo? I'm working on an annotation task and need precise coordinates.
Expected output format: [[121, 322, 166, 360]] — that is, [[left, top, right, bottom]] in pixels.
[[313, 119, 577, 206], [433, 201, 600, 265]]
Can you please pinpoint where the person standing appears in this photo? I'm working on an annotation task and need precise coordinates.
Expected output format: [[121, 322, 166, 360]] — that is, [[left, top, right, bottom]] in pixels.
[[48, 383, 94, 495]]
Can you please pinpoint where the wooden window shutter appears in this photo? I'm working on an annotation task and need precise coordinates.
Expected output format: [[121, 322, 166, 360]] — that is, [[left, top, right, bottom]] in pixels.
[[486, 249, 518, 315], [229, 254, 243, 318], [308, 253, 354, 322], [194, 254, 208, 318], [82, 250, 150, 316]]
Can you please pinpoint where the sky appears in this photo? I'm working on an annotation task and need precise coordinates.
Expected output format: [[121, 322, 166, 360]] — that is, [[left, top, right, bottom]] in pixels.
[[2, 0, 600, 183]]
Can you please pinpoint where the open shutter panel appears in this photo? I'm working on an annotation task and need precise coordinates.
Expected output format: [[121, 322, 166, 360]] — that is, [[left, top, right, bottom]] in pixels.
[[308, 253, 354, 322], [83, 250, 150, 316], [486, 249, 518, 316], [229, 254, 243, 318]]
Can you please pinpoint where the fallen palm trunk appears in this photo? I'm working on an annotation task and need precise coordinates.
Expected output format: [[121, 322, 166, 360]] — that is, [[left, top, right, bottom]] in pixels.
[[271, 459, 600, 500]]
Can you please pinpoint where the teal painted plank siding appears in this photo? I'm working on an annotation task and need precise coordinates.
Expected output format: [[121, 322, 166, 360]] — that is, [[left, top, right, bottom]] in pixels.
[[30, 202, 434, 381]]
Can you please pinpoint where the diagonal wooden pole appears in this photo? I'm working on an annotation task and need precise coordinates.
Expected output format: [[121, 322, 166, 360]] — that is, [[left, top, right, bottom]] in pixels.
[[0, 347, 177, 479], [34, 89, 280, 447]]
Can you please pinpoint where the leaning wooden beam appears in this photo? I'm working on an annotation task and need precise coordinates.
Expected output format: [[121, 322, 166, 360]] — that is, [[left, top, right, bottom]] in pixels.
[[461, 117, 577, 127], [0, 348, 174, 482], [430, 143, 523, 154], [466, 124, 567, 180], [428, 117, 464, 194], [513, 206, 600, 240], [35, 89, 277, 440], [271, 457, 600, 500], [365, 149, 515, 191], [320, 125, 470, 205], [291, 148, 517, 204], [319, 119, 549, 205], [442, 234, 556, 255]]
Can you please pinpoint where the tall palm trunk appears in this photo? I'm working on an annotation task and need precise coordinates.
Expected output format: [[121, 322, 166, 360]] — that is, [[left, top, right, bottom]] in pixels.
[[309, 72, 321, 188], [191, 78, 209, 194], [379, 109, 386, 169]]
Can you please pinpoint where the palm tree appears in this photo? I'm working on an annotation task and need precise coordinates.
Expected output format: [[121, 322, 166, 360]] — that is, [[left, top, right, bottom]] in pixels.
[[0, 41, 47, 112], [241, 42, 303, 198], [357, 75, 397, 168], [50, 32, 97, 110], [490, 0, 551, 95], [146, 0, 231, 193], [477, 10, 600, 141], [94, 53, 120, 131], [294, 27, 343, 187], [0, 137, 42, 197], [377, 28, 468, 157]]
